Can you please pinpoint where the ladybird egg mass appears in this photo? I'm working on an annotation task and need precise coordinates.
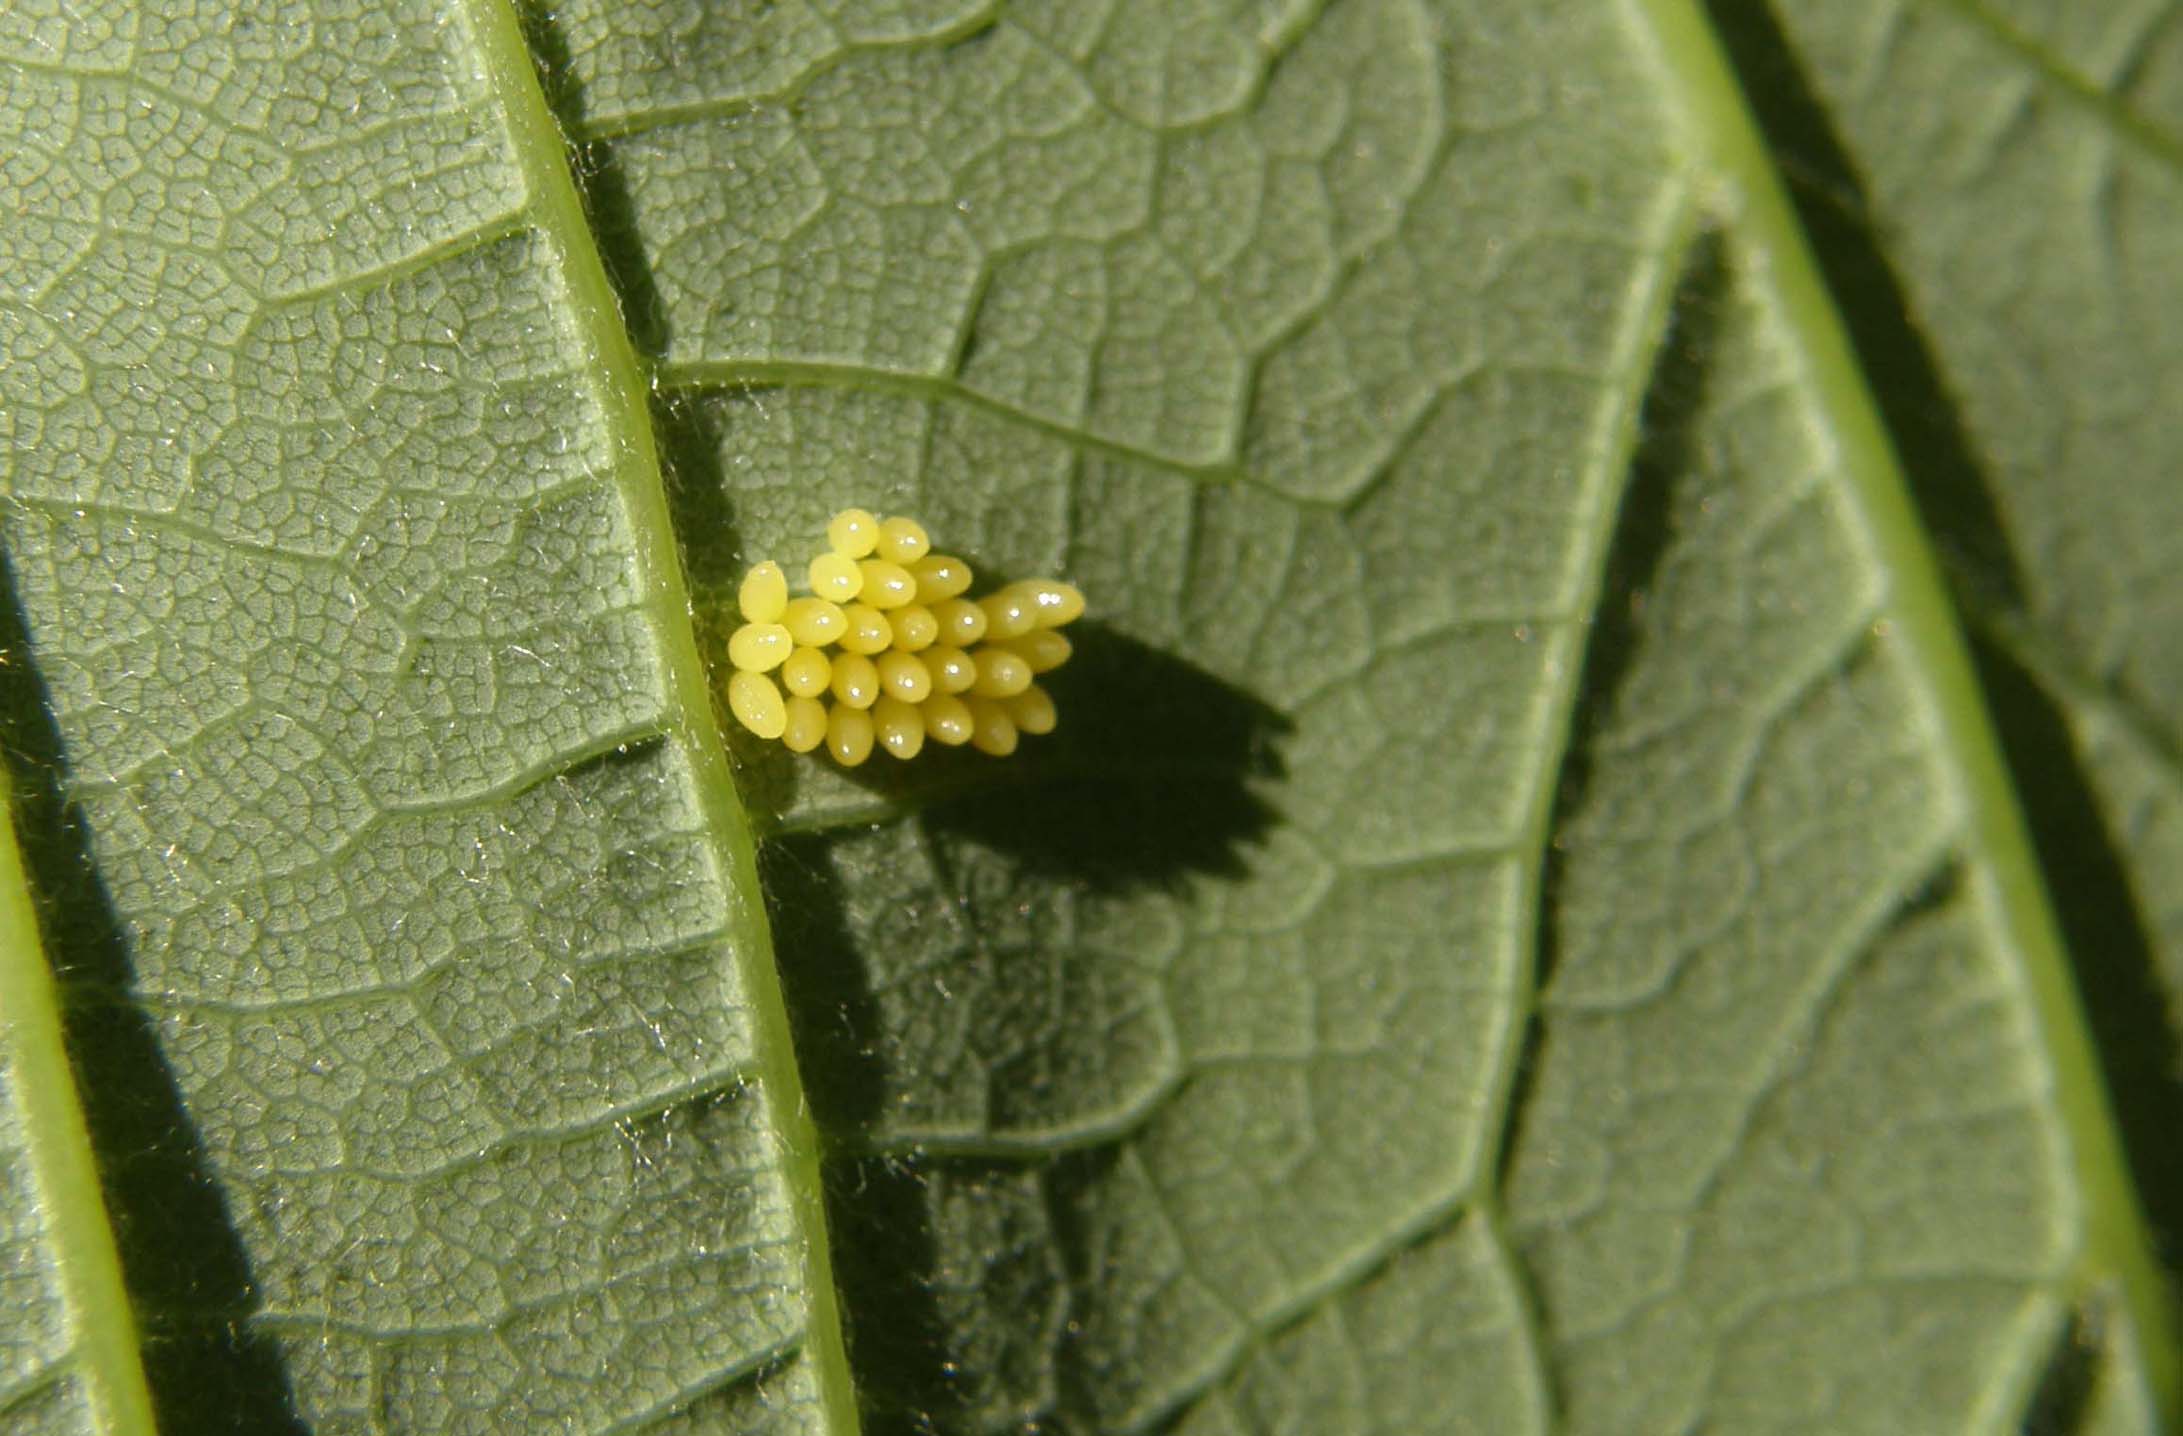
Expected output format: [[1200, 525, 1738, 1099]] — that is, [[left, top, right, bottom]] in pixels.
[[724, 509, 1084, 767]]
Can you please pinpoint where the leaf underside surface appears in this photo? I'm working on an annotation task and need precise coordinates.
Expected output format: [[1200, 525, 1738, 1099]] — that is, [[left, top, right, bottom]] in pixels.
[[1, 1, 2180, 1434]]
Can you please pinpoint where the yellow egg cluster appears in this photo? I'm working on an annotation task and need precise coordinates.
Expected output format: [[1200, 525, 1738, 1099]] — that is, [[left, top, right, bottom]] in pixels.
[[722, 508, 1085, 767]]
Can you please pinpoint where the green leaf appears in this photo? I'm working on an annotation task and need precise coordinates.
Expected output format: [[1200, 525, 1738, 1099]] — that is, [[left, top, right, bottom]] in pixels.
[[1, 0, 2178, 1433]]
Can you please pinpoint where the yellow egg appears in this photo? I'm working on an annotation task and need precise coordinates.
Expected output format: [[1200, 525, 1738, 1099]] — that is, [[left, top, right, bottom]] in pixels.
[[876, 650, 933, 704], [1006, 683, 1056, 736], [727, 670, 787, 740], [890, 604, 939, 652], [780, 646, 832, 698], [927, 646, 977, 694], [827, 705, 875, 766], [782, 695, 829, 753], [877, 515, 931, 566], [738, 560, 788, 624], [783, 597, 848, 647], [911, 554, 973, 602], [970, 647, 1032, 698], [738, 520, 1078, 769], [838, 603, 893, 655], [931, 597, 987, 647], [727, 622, 792, 673], [830, 652, 880, 709], [827, 507, 879, 559], [924, 693, 974, 746], [967, 697, 1018, 757], [873, 697, 926, 761], [1003, 629, 1072, 674], [1014, 578, 1086, 628], [978, 589, 1036, 640], [857, 559, 917, 609], [808, 551, 864, 603]]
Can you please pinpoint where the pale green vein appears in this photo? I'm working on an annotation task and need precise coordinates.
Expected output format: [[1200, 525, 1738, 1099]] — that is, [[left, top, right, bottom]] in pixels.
[[566, 2, 1004, 142], [456, 3, 862, 1432], [1085, 1170, 1487, 1434], [661, 360, 1258, 490], [1475, 178, 1707, 1435], [1630, 0, 2183, 1420], [845, 1098, 1181, 1163], [590, 1343, 810, 1436], [0, 804, 158, 1436], [1101, 171, 1704, 1436], [1966, 598, 2183, 809], [1476, 1198, 1556, 1436], [0, 1365, 69, 1419], [1924, 0, 2183, 172], [755, 750, 1330, 839], [249, 1288, 803, 1357], [253, 210, 533, 310]]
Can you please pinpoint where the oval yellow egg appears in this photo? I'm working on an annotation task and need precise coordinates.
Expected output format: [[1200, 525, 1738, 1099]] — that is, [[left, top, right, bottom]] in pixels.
[[890, 603, 939, 652], [727, 670, 787, 740], [931, 597, 987, 647], [830, 652, 881, 709], [923, 693, 974, 746], [967, 697, 1018, 757], [970, 647, 1032, 698], [927, 645, 977, 694], [1014, 578, 1085, 628], [827, 508, 879, 559], [742, 513, 1078, 768], [838, 603, 893, 655], [783, 597, 848, 647], [877, 515, 931, 566], [1006, 683, 1056, 735], [780, 646, 832, 698], [978, 589, 1036, 640], [727, 622, 793, 673], [876, 650, 933, 704], [911, 554, 973, 602], [1004, 629, 1071, 674], [808, 551, 864, 603], [782, 695, 829, 753], [827, 705, 875, 766], [857, 559, 917, 609], [873, 697, 926, 761], [738, 560, 788, 624]]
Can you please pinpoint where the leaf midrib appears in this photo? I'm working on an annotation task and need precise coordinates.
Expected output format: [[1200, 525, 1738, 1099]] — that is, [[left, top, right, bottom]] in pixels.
[[456, 0, 862, 1428], [1635, 0, 2183, 1419], [0, 806, 157, 1435]]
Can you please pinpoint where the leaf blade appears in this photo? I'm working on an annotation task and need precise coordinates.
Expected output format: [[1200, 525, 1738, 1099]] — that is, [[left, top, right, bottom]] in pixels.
[[0, 0, 842, 1426], [457, 2, 861, 1427], [1634, 0, 2183, 1412], [4, 0, 2179, 1429]]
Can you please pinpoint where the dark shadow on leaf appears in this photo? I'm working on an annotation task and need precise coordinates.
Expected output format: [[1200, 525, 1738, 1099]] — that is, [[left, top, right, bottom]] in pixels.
[[762, 632, 1289, 1431], [833, 623, 1293, 895], [758, 833, 883, 1136], [653, 387, 745, 593], [515, 2, 671, 357], [1703, 1, 2021, 602], [0, 548, 305, 1434], [2017, 1301, 2100, 1436], [760, 838, 983, 1434], [1708, 0, 2183, 1279], [1973, 635, 2183, 1264], [820, 1150, 957, 1435], [1041, 1144, 1129, 1423], [1528, 227, 1728, 998], [1496, 226, 1730, 1318]]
